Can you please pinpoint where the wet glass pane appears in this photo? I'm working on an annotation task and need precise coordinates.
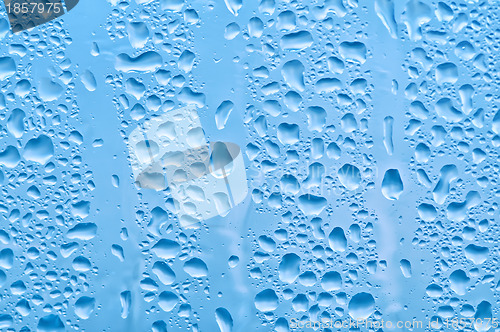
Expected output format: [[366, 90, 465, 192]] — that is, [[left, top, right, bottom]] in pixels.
[[0, 0, 498, 331]]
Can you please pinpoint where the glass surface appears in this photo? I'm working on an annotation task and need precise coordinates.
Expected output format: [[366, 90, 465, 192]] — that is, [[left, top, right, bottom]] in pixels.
[[0, 0, 498, 331]]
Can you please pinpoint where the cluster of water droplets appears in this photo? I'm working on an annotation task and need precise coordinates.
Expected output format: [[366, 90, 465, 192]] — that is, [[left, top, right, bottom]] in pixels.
[[393, 0, 500, 328], [0, 0, 499, 330], [0, 16, 98, 331]]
